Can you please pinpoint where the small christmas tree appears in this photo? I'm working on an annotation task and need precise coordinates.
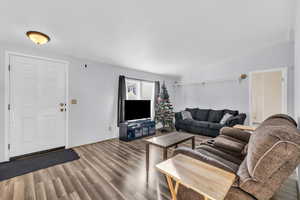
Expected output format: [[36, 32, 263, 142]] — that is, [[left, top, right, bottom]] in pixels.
[[155, 82, 174, 132]]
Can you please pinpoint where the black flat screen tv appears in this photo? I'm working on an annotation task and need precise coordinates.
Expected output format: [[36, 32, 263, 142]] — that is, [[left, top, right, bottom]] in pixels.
[[125, 100, 151, 121]]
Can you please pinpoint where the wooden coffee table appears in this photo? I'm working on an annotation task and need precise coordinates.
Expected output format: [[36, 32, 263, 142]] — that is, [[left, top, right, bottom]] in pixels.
[[156, 154, 236, 200], [144, 132, 195, 175]]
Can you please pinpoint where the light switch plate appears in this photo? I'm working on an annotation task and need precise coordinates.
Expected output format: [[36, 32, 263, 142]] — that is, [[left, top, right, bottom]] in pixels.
[[71, 99, 78, 104]]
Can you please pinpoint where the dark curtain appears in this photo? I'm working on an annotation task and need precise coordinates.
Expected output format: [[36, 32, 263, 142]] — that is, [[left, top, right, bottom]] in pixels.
[[117, 75, 126, 126], [154, 81, 160, 118]]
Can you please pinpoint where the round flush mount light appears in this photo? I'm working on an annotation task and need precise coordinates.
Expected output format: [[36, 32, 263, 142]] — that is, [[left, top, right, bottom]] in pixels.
[[26, 31, 50, 45]]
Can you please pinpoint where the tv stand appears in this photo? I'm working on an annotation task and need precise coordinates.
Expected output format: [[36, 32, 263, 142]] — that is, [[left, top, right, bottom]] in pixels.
[[119, 119, 156, 141]]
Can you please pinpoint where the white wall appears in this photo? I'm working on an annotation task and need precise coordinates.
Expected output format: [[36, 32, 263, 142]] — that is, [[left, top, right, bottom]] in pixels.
[[295, 1, 300, 191], [295, 1, 300, 124], [176, 42, 294, 124], [0, 42, 179, 162]]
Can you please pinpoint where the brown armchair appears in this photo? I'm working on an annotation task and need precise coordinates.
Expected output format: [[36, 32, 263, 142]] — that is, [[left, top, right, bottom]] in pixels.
[[173, 114, 300, 200]]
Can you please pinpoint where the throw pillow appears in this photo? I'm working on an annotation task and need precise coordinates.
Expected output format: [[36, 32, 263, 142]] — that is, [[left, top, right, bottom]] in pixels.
[[181, 111, 193, 120], [220, 113, 233, 124]]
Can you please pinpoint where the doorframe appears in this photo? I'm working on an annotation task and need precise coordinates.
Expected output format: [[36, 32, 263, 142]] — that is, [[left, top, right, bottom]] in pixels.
[[4, 51, 70, 162], [249, 67, 288, 126]]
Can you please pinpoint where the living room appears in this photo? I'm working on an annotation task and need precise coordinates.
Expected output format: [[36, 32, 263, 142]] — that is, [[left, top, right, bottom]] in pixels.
[[0, 0, 300, 200]]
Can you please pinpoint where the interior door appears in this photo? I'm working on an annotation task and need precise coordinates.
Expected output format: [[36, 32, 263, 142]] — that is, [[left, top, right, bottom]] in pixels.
[[9, 55, 67, 157], [250, 70, 285, 125]]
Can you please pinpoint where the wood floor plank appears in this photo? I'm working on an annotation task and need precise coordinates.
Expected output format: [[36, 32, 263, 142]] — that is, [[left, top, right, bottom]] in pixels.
[[44, 179, 58, 200], [13, 180, 24, 200], [68, 174, 91, 200], [24, 174, 36, 200], [53, 178, 67, 198], [0, 132, 297, 200], [35, 182, 47, 200]]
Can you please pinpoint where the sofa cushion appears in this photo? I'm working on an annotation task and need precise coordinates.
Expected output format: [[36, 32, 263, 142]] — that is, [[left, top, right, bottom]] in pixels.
[[220, 127, 251, 143], [197, 144, 243, 165], [191, 120, 209, 128], [176, 119, 194, 129], [185, 108, 198, 119], [194, 109, 210, 121], [214, 135, 246, 153], [224, 109, 239, 116], [208, 110, 224, 123], [179, 119, 194, 126], [208, 122, 224, 130], [174, 147, 239, 173]]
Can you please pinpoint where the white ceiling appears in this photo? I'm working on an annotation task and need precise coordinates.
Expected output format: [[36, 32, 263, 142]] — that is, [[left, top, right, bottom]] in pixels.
[[0, 0, 295, 76]]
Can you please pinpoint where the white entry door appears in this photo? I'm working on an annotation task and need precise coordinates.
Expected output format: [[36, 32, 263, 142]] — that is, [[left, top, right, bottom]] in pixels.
[[9, 54, 68, 157], [250, 68, 287, 126]]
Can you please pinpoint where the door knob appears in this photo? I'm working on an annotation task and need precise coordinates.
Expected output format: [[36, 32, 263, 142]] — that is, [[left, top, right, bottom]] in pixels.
[[59, 103, 66, 112]]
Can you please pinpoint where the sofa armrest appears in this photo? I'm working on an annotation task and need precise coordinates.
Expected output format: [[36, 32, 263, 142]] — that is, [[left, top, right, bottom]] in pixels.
[[220, 127, 251, 143], [173, 147, 237, 173], [175, 112, 183, 121], [225, 113, 246, 127]]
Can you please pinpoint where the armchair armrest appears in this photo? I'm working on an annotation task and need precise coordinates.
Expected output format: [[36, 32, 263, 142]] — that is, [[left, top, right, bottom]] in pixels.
[[224, 113, 246, 127], [220, 127, 251, 143]]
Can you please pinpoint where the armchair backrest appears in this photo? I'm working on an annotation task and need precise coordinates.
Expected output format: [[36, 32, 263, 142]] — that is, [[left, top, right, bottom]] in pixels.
[[237, 114, 300, 200]]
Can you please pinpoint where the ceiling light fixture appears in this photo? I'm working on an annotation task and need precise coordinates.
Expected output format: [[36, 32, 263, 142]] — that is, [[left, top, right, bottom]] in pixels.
[[26, 31, 50, 45]]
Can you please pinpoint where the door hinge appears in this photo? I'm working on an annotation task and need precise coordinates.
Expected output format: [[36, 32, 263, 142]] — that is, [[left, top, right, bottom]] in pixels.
[[8, 65, 11, 71], [8, 144, 10, 151], [8, 104, 11, 110]]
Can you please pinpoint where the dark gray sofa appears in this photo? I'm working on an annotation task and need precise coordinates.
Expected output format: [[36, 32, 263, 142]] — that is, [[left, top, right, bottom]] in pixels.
[[175, 108, 246, 137]]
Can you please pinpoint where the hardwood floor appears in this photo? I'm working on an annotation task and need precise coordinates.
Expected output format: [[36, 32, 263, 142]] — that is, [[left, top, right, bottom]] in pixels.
[[0, 133, 298, 200]]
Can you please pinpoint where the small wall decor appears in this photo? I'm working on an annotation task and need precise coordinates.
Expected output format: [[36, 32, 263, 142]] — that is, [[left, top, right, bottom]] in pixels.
[[71, 99, 78, 104], [240, 74, 247, 80]]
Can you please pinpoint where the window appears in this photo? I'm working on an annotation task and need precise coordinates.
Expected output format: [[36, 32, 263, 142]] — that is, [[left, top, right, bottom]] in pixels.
[[125, 78, 155, 118], [126, 79, 141, 100]]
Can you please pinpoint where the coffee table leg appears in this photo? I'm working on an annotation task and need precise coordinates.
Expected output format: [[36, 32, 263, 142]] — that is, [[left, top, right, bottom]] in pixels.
[[163, 148, 168, 160], [192, 137, 195, 149], [146, 143, 149, 177]]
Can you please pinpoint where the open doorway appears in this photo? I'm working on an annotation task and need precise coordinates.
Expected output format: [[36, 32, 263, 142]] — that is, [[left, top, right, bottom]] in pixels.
[[249, 68, 287, 126]]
